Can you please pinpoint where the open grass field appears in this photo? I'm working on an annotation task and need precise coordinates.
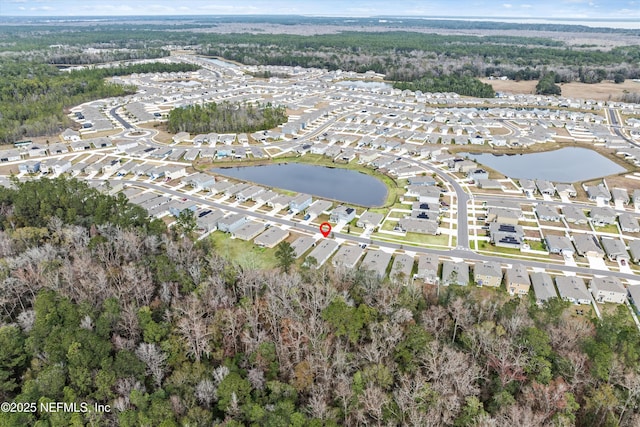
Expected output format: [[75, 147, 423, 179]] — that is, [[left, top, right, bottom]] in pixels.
[[481, 78, 640, 102]]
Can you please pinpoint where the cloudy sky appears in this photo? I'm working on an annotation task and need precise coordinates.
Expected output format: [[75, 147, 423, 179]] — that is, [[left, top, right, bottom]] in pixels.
[[1, 0, 639, 21]]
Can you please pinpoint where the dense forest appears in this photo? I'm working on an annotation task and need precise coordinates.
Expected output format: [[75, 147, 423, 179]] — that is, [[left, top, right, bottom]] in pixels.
[[0, 178, 638, 425], [167, 102, 288, 134], [394, 74, 495, 98], [0, 61, 200, 143]]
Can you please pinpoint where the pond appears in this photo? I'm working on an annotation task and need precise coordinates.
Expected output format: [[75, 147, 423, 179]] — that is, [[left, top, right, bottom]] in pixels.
[[211, 163, 388, 206], [462, 147, 625, 182]]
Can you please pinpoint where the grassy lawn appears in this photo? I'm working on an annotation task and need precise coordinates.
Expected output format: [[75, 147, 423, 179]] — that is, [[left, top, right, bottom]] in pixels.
[[594, 224, 619, 234], [527, 240, 546, 251], [208, 231, 277, 269]]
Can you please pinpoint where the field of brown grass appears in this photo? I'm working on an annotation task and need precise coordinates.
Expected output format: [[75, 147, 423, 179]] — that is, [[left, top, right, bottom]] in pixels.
[[481, 78, 640, 101]]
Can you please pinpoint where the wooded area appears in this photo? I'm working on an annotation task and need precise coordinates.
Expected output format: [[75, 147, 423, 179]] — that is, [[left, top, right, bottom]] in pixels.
[[0, 61, 199, 143], [167, 102, 288, 134], [0, 178, 639, 426]]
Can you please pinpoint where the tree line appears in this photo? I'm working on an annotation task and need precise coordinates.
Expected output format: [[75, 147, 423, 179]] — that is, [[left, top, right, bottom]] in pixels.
[[0, 177, 639, 425], [167, 101, 288, 134]]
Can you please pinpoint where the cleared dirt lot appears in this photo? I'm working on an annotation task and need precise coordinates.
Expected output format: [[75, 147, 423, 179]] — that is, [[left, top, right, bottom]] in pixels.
[[481, 78, 640, 101]]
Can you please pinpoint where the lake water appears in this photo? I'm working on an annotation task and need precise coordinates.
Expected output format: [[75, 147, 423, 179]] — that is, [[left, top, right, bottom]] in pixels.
[[211, 163, 388, 206], [462, 147, 625, 182]]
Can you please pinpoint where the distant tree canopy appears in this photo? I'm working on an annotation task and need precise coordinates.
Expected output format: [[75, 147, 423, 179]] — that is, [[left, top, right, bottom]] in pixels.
[[0, 177, 165, 234], [167, 101, 288, 134], [0, 60, 200, 143], [535, 72, 562, 95], [394, 73, 495, 98]]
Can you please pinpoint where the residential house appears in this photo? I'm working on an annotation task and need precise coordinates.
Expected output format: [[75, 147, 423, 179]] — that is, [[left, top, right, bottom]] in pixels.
[[290, 236, 316, 259], [536, 204, 561, 222], [629, 240, 640, 263], [601, 237, 629, 261], [531, 272, 558, 305], [506, 264, 531, 296], [486, 207, 520, 225], [519, 179, 537, 195], [407, 176, 437, 186], [634, 189, 640, 211], [398, 218, 439, 235], [332, 245, 365, 269], [556, 183, 577, 198], [573, 234, 605, 258], [584, 183, 611, 204], [589, 207, 617, 226], [562, 206, 589, 224], [289, 193, 313, 214], [612, 188, 629, 205], [18, 160, 41, 174], [330, 205, 357, 223], [441, 261, 470, 286], [306, 240, 339, 268], [535, 180, 556, 196], [590, 276, 626, 304], [556, 276, 592, 305], [390, 254, 414, 283], [473, 261, 503, 287], [619, 213, 640, 233], [233, 221, 265, 241], [360, 250, 393, 278], [187, 173, 216, 191], [489, 222, 524, 249], [217, 213, 248, 233], [545, 235, 575, 255], [467, 169, 489, 182], [164, 165, 187, 180], [254, 227, 290, 248], [415, 254, 439, 284], [357, 211, 384, 229], [406, 185, 441, 204]]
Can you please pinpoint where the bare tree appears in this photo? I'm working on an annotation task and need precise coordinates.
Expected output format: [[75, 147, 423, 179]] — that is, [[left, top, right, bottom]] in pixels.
[[135, 343, 168, 388]]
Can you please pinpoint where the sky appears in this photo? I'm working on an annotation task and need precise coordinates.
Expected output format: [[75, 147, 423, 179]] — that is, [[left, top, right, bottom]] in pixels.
[[1, 0, 639, 22]]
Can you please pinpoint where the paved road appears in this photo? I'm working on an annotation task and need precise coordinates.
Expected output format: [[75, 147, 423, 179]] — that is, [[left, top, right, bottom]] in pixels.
[[405, 158, 471, 249], [609, 108, 639, 148], [110, 105, 132, 130], [101, 179, 640, 282]]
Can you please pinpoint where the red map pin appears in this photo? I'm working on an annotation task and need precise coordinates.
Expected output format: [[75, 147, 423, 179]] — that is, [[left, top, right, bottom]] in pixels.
[[319, 222, 332, 238]]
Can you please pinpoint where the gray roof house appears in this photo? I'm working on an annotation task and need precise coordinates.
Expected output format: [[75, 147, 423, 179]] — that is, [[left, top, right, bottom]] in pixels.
[[612, 188, 629, 205], [217, 213, 248, 233], [233, 221, 266, 241], [556, 183, 577, 197], [360, 250, 393, 278], [531, 272, 558, 305], [601, 237, 629, 261], [634, 189, 640, 211], [489, 222, 524, 249], [357, 211, 385, 229], [629, 240, 640, 263], [307, 200, 333, 218], [188, 173, 216, 191], [306, 240, 339, 268], [289, 193, 313, 214], [584, 183, 611, 203], [562, 206, 589, 224], [332, 245, 365, 269], [590, 276, 626, 304], [573, 234, 605, 258], [398, 218, 439, 235], [619, 213, 640, 233], [536, 204, 561, 222], [441, 261, 470, 286], [330, 205, 357, 223], [291, 236, 316, 259], [390, 254, 415, 283], [535, 179, 556, 196], [545, 235, 575, 255], [627, 286, 640, 314], [473, 261, 503, 287], [556, 276, 592, 305], [589, 207, 617, 226], [416, 254, 439, 284], [254, 227, 290, 248]]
